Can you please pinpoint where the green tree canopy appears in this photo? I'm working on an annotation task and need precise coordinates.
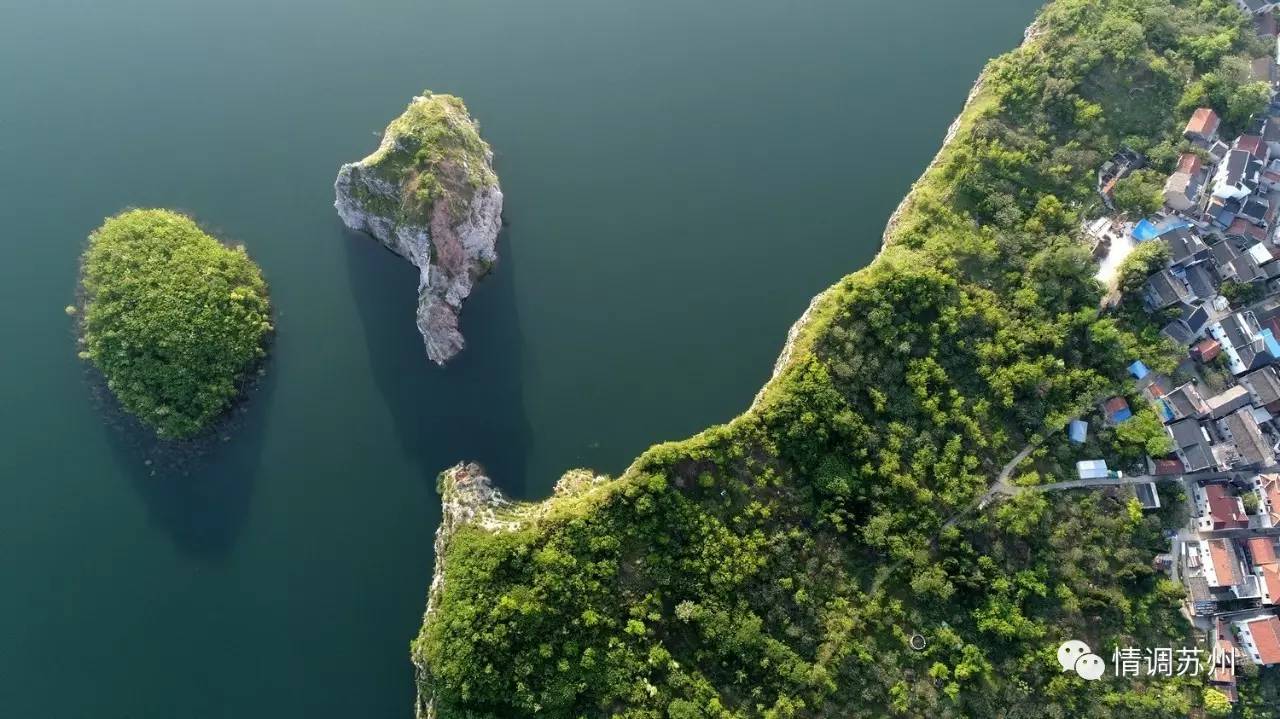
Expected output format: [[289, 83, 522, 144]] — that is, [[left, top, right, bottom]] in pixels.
[[1112, 169, 1164, 217], [77, 209, 272, 438]]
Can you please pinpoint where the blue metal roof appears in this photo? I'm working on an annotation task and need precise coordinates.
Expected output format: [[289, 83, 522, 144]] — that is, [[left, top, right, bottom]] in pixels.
[[1263, 328, 1280, 358], [1128, 360, 1150, 379], [1068, 420, 1088, 443], [1133, 218, 1192, 242], [1132, 219, 1160, 241]]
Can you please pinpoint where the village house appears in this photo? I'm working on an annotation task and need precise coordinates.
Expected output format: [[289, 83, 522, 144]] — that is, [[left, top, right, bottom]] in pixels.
[[1185, 107, 1222, 146], [1217, 407, 1276, 467], [1134, 481, 1161, 509], [1210, 150, 1264, 203], [1234, 615, 1280, 666], [1238, 133, 1271, 164], [1067, 419, 1088, 444], [1170, 418, 1216, 472], [1194, 337, 1223, 362], [1255, 7, 1278, 37], [1161, 301, 1213, 346], [1238, 0, 1280, 17], [1255, 56, 1279, 86], [1103, 396, 1133, 424], [1165, 226, 1210, 266], [1097, 147, 1144, 207], [1210, 138, 1233, 164], [1160, 382, 1210, 421], [1207, 311, 1274, 375], [1251, 474, 1280, 528], [1075, 459, 1110, 480], [1248, 537, 1280, 605], [1144, 269, 1192, 309], [1226, 216, 1270, 244], [1207, 385, 1253, 419], [1211, 239, 1267, 284], [1195, 537, 1260, 599], [1196, 482, 1250, 531], [1267, 115, 1280, 157], [1164, 153, 1206, 212], [1211, 618, 1240, 702], [1183, 264, 1219, 301], [1242, 365, 1280, 411]]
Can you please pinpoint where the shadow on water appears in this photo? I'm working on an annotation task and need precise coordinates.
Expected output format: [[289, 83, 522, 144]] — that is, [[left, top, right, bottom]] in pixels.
[[343, 224, 533, 496], [97, 363, 276, 560]]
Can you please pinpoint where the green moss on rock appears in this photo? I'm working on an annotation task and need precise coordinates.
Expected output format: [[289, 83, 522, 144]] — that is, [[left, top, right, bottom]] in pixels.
[[360, 92, 497, 223]]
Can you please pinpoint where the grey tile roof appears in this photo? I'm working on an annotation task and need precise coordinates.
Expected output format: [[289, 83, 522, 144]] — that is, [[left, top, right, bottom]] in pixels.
[[1146, 269, 1192, 308], [1224, 408, 1274, 467], [1166, 227, 1210, 266], [1207, 385, 1252, 419], [1166, 382, 1210, 420], [1163, 319, 1195, 345], [1244, 366, 1280, 406], [1184, 264, 1218, 299], [1170, 418, 1214, 472]]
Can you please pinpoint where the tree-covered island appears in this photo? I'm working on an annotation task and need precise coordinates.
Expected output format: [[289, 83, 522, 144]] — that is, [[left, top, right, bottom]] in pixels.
[[75, 209, 272, 439], [414, 1, 1280, 717]]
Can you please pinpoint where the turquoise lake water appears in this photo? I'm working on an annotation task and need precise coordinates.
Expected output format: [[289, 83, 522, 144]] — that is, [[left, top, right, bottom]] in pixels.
[[0, 1, 1041, 715]]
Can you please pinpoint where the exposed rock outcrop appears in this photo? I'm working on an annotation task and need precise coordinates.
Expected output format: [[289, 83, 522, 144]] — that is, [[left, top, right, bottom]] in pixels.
[[413, 463, 612, 718], [414, 462, 512, 719], [335, 93, 503, 365]]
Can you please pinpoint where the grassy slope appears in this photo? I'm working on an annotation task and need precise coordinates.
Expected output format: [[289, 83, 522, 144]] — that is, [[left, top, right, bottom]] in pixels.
[[417, 2, 1267, 717], [358, 92, 497, 223]]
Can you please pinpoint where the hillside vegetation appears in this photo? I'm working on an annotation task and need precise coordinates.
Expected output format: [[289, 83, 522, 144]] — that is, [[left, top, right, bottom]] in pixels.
[[354, 92, 497, 223], [417, 1, 1269, 717], [76, 209, 272, 439]]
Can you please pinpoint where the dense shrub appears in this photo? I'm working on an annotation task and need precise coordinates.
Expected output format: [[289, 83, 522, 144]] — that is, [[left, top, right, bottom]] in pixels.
[[77, 209, 271, 438]]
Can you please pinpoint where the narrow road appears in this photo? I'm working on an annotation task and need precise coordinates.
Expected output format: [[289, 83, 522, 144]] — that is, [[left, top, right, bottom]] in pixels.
[[1012, 463, 1280, 496]]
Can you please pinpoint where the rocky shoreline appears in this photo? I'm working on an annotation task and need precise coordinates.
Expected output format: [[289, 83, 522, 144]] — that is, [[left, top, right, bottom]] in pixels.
[[414, 463, 511, 719], [750, 20, 1043, 411]]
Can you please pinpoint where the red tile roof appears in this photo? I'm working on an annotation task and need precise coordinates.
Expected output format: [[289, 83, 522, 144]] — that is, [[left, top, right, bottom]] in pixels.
[[1104, 396, 1130, 414], [1209, 539, 1241, 587], [1154, 458, 1185, 475], [1261, 474, 1280, 526], [1262, 565, 1280, 604], [1207, 484, 1249, 530], [1187, 108, 1221, 138], [1212, 618, 1240, 689], [1249, 616, 1280, 665], [1227, 217, 1269, 242], [1238, 134, 1266, 157], [1251, 537, 1278, 565], [1195, 339, 1222, 362], [1177, 152, 1203, 175]]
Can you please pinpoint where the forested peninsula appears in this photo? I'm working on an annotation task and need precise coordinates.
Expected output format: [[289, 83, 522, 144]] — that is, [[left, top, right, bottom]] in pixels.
[[416, 1, 1274, 717], [74, 209, 272, 439]]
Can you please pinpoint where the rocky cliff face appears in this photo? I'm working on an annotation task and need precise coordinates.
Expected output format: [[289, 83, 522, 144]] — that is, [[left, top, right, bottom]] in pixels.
[[335, 93, 503, 365], [414, 462, 512, 719], [413, 463, 609, 718]]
